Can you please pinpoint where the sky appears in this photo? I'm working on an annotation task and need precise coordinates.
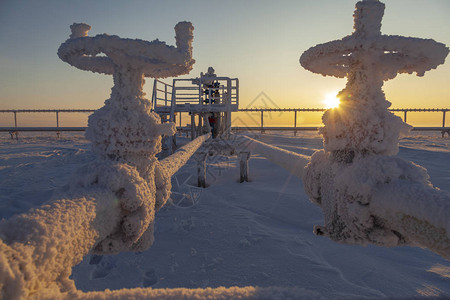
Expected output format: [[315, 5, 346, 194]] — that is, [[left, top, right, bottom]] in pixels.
[[0, 0, 449, 127]]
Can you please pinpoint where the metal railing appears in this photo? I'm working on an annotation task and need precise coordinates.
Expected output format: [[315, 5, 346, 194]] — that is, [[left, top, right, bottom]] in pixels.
[[152, 76, 239, 114], [389, 108, 448, 128], [238, 108, 448, 129], [172, 76, 239, 106], [0, 109, 94, 128], [1, 108, 449, 137], [152, 79, 173, 110]]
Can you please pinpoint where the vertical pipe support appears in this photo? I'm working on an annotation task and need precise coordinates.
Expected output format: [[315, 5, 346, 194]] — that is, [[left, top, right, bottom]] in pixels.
[[261, 111, 264, 134], [164, 84, 168, 106], [443, 110, 446, 128], [294, 110, 297, 136], [191, 113, 196, 140], [152, 79, 157, 110], [239, 151, 250, 183], [226, 78, 232, 139], [196, 152, 207, 188], [56, 111, 61, 139], [199, 74, 203, 105]]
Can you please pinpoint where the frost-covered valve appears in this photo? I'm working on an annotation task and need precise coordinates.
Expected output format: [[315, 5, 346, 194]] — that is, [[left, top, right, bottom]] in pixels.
[[300, 0, 450, 258], [58, 22, 195, 253]]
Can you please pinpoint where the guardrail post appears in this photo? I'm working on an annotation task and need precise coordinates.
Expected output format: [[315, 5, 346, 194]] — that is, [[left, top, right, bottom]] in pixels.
[[164, 84, 168, 107], [404, 110, 407, 123], [443, 110, 446, 128], [56, 111, 61, 139], [239, 151, 250, 183], [198, 75, 203, 105], [191, 113, 196, 140], [152, 79, 157, 110], [294, 110, 297, 136], [13, 111, 17, 128], [196, 152, 207, 188], [261, 111, 264, 134]]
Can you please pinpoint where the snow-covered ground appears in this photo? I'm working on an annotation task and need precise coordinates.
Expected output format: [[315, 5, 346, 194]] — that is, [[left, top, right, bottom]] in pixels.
[[0, 131, 449, 299]]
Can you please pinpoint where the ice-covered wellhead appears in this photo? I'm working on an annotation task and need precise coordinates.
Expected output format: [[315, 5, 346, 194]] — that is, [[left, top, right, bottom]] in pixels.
[[0, 22, 200, 299], [300, 0, 450, 257], [57, 22, 197, 254]]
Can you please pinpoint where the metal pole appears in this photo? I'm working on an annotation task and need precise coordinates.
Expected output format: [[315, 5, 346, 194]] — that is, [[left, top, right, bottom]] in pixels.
[[226, 79, 232, 139], [404, 110, 407, 123], [197, 152, 207, 188], [199, 74, 203, 105], [191, 113, 196, 140], [294, 110, 297, 137], [152, 79, 157, 110], [261, 111, 264, 134], [14, 112, 17, 127], [56, 111, 59, 128], [236, 78, 239, 107], [239, 152, 250, 183], [443, 111, 446, 128], [164, 84, 167, 107]]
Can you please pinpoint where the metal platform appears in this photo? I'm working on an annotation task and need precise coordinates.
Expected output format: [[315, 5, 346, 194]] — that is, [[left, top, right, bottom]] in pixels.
[[152, 76, 239, 116], [152, 74, 239, 147]]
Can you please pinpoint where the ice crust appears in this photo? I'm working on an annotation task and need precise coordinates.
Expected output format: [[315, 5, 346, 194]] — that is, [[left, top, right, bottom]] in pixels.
[[300, 0, 450, 257], [58, 22, 195, 78], [0, 21, 203, 298], [304, 150, 450, 258], [1, 1, 449, 298]]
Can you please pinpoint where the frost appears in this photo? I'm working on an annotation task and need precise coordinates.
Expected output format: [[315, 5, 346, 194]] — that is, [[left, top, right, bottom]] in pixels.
[[0, 21, 202, 298], [58, 22, 195, 78], [300, 0, 450, 258], [301, 0, 448, 156]]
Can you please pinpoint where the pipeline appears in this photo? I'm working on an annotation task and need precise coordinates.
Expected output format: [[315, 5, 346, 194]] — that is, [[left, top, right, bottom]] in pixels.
[[159, 134, 211, 178], [238, 135, 449, 259], [239, 135, 310, 179], [0, 135, 210, 299]]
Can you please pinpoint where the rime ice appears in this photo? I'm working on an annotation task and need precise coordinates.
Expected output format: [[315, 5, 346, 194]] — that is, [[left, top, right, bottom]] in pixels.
[[57, 21, 198, 253], [0, 22, 198, 298], [300, 0, 449, 257]]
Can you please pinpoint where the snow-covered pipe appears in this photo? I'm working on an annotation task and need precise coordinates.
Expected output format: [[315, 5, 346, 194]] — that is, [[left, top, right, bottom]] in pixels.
[[239, 135, 310, 179], [159, 134, 211, 178], [305, 151, 450, 259], [154, 134, 210, 211], [74, 285, 322, 299], [0, 187, 120, 299], [240, 135, 450, 258], [372, 181, 450, 259], [0, 136, 211, 299]]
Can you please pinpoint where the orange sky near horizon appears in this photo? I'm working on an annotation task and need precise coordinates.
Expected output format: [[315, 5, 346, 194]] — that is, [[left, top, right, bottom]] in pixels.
[[0, 0, 449, 128]]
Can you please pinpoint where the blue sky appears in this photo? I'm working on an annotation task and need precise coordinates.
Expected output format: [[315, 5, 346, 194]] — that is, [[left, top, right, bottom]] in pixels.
[[0, 0, 449, 119]]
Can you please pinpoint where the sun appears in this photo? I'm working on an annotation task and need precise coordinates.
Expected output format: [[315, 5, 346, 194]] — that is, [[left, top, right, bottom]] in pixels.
[[323, 92, 340, 109]]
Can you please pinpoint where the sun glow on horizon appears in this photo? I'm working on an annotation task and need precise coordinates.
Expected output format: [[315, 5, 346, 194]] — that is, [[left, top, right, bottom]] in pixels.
[[323, 92, 340, 109]]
